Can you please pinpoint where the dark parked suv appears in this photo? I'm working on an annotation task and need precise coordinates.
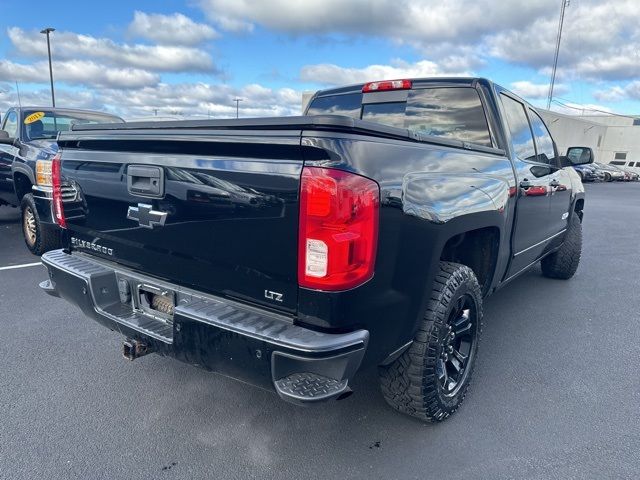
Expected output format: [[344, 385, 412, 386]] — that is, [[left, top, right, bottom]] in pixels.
[[0, 107, 123, 254], [573, 164, 599, 182]]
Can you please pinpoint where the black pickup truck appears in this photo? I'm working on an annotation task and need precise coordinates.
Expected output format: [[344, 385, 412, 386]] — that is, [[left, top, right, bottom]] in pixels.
[[0, 107, 123, 254], [40, 78, 593, 421]]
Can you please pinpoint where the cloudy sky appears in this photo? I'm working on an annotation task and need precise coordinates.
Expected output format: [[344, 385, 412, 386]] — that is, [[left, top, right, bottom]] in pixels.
[[0, 0, 638, 119]]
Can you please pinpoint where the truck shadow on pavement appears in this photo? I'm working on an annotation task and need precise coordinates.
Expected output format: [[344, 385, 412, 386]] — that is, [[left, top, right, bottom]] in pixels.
[[129, 259, 610, 474]]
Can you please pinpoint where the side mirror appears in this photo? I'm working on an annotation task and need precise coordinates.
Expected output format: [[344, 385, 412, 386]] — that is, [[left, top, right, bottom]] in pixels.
[[0, 130, 19, 146], [566, 146, 594, 165]]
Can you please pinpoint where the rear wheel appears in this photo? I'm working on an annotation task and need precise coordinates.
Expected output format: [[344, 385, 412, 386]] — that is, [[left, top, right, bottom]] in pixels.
[[541, 214, 582, 279], [21, 193, 60, 255], [379, 262, 482, 422], [604, 172, 612, 182]]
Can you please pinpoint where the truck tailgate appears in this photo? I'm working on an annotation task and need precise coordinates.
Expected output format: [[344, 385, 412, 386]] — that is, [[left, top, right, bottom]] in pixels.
[[58, 128, 304, 313]]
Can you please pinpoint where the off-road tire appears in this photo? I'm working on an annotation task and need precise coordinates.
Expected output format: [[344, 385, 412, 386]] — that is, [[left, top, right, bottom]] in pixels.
[[541, 213, 582, 279], [379, 261, 483, 422], [21, 193, 61, 255]]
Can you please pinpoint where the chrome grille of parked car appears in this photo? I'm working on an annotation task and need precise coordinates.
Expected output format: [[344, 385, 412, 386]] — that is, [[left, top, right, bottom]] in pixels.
[[61, 185, 78, 201]]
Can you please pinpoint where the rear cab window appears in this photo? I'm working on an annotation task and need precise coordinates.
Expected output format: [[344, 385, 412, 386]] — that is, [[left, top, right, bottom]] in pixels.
[[307, 86, 493, 147], [306, 93, 362, 119]]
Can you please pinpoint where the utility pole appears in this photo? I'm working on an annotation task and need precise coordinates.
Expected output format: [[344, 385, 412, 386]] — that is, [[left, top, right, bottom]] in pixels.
[[40, 27, 56, 108], [547, 1, 569, 109], [15, 81, 22, 107], [233, 98, 242, 119]]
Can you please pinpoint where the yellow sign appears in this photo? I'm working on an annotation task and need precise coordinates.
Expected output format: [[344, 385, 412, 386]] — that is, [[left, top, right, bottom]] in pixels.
[[24, 112, 45, 124]]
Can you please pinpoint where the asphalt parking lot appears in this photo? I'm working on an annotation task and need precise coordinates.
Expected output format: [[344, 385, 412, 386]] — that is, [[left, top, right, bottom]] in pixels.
[[1, 182, 639, 480]]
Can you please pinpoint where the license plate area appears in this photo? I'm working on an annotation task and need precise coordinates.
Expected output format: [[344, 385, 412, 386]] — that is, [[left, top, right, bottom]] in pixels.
[[135, 283, 175, 324]]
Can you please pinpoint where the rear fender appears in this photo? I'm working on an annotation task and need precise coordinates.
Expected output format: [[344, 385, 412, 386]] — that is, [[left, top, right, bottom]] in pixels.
[[402, 172, 510, 224], [567, 168, 585, 222], [399, 173, 511, 342]]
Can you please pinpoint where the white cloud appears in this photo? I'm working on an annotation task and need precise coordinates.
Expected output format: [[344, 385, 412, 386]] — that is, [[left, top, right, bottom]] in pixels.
[[0, 82, 303, 120], [0, 13, 303, 120], [128, 11, 218, 46], [510, 81, 568, 100], [549, 100, 614, 116], [573, 46, 640, 81], [198, 0, 550, 42], [488, 0, 640, 80], [199, 0, 640, 84], [2, 2, 637, 123], [108, 82, 302, 118], [7, 27, 216, 73], [301, 59, 470, 86], [0, 86, 108, 112], [594, 82, 640, 102], [0, 59, 159, 89]]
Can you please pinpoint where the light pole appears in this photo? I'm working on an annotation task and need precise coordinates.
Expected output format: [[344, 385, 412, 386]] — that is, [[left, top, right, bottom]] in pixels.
[[233, 98, 242, 119], [40, 27, 56, 108], [547, 1, 569, 110]]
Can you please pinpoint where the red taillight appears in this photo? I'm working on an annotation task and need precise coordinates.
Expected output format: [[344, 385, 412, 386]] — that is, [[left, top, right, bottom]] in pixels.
[[51, 153, 66, 228], [362, 79, 412, 93], [298, 167, 379, 291]]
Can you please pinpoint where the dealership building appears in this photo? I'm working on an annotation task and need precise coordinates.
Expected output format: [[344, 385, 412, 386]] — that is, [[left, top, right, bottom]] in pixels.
[[538, 110, 640, 168]]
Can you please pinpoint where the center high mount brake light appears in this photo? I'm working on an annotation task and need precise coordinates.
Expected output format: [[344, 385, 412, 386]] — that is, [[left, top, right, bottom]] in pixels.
[[362, 79, 412, 93]]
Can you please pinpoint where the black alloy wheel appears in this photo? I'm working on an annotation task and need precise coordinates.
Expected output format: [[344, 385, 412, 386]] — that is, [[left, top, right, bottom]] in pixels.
[[437, 294, 478, 397], [379, 262, 483, 422]]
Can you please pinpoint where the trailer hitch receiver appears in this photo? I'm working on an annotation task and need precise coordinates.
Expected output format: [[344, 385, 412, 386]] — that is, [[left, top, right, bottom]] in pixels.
[[123, 338, 152, 361]]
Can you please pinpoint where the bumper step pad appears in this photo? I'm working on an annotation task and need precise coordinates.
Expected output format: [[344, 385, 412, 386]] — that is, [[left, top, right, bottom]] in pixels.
[[274, 373, 348, 402]]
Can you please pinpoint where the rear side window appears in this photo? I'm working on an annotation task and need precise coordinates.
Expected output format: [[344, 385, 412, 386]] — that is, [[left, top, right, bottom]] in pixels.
[[306, 93, 362, 119], [611, 161, 625, 166], [500, 95, 536, 162], [2, 111, 18, 138], [528, 109, 557, 165]]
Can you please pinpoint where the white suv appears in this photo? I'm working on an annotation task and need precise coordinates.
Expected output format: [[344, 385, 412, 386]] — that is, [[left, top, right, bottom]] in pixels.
[[610, 160, 640, 175]]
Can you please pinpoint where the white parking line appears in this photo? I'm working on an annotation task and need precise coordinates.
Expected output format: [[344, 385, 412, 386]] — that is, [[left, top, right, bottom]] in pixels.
[[0, 262, 42, 271]]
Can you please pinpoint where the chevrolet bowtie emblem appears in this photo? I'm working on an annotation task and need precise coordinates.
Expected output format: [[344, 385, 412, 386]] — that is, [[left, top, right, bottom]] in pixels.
[[127, 203, 168, 229]]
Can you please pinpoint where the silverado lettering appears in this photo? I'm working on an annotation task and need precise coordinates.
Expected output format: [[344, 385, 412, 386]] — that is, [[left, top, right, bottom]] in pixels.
[[71, 237, 113, 256]]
